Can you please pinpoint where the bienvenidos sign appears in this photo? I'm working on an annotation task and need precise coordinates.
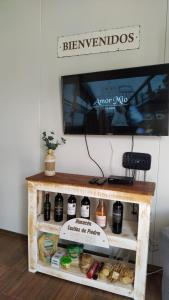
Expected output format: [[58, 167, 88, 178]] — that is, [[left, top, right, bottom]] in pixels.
[[58, 25, 140, 57]]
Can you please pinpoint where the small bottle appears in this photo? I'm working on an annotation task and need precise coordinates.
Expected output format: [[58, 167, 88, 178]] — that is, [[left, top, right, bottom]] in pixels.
[[93, 262, 104, 280], [81, 196, 90, 219], [54, 193, 63, 222], [67, 195, 76, 220], [87, 261, 99, 279], [44, 193, 51, 221], [96, 199, 107, 229], [112, 201, 123, 234]]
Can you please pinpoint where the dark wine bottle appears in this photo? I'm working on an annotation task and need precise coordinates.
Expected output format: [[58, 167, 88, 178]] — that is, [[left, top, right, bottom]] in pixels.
[[81, 196, 90, 219], [112, 201, 123, 234], [67, 195, 76, 220], [44, 193, 51, 221], [54, 193, 63, 222]]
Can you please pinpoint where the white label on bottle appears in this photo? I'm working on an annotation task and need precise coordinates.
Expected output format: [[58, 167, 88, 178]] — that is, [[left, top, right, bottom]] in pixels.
[[81, 205, 90, 218], [113, 212, 122, 224], [67, 203, 76, 215], [96, 216, 106, 228]]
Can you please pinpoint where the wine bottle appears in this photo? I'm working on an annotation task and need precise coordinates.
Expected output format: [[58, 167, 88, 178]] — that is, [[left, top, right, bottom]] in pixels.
[[67, 195, 76, 220], [81, 196, 90, 219], [54, 193, 63, 222], [95, 199, 107, 229], [112, 201, 123, 234], [44, 193, 51, 221]]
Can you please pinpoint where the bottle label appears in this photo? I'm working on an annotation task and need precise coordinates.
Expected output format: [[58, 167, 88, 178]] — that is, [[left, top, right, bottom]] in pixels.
[[81, 205, 90, 218], [96, 215, 106, 228], [55, 207, 63, 216], [113, 212, 122, 224], [67, 203, 76, 215]]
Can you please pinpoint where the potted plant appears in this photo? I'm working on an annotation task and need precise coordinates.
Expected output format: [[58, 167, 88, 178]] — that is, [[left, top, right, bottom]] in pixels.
[[42, 131, 66, 176]]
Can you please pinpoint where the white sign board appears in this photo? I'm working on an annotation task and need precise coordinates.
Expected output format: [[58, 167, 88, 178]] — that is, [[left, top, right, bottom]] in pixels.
[[60, 218, 109, 248], [58, 25, 140, 57]]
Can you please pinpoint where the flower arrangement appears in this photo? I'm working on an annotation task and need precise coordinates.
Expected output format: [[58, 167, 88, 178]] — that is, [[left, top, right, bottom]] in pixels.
[[42, 131, 66, 151]]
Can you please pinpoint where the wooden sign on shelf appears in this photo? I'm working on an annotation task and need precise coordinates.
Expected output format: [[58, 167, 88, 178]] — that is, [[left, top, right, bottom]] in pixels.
[[60, 218, 109, 248]]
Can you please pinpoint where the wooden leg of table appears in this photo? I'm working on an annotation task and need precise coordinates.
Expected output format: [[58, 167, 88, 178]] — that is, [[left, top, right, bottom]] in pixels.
[[133, 202, 151, 300], [37, 190, 44, 216], [28, 182, 38, 273]]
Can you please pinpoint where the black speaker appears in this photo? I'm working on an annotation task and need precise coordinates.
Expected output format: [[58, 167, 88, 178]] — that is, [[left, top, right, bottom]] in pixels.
[[122, 152, 151, 171]]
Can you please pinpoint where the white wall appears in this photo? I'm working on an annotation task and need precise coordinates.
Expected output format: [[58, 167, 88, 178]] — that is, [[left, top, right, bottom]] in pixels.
[[0, 0, 41, 233], [40, 0, 169, 265], [0, 0, 169, 266]]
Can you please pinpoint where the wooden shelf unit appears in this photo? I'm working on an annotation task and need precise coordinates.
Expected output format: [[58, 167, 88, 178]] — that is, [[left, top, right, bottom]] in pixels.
[[37, 214, 137, 251], [26, 172, 155, 300]]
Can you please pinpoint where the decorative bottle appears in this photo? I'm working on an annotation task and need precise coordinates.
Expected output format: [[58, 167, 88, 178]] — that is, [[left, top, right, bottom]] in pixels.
[[95, 199, 107, 229], [81, 196, 90, 219], [54, 193, 63, 222], [44, 149, 55, 176], [44, 193, 51, 221], [67, 195, 76, 220], [112, 201, 123, 234]]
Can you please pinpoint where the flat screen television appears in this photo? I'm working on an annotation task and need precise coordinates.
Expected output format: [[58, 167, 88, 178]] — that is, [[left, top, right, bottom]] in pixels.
[[61, 63, 169, 136]]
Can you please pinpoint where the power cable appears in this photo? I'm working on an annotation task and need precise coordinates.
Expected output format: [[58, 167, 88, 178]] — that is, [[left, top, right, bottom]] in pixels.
[[163, 0, 168, 63], [84, 134, 104, 177], [131, 135, 134, 152], [152, 137, 161, 263], [147, 268, 163, 276]]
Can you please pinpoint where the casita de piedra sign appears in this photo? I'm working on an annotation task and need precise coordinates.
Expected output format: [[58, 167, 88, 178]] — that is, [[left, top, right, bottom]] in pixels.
[[60, 218, 109, 248], [58, 25, 140, 57]]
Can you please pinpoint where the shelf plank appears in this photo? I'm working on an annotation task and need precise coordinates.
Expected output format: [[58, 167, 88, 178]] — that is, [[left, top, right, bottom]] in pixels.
[[26, 172, 155, 204], [37, 215, 137, 251], [37, 261, 134, 298]]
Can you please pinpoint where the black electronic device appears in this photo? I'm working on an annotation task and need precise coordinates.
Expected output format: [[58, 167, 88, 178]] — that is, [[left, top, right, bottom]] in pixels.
[[122, 152, 151, 170], [96, 178, 107, 185], [61, 63, 169, 136], [108, 175, 134, 185], [88, 177, 99, 184]]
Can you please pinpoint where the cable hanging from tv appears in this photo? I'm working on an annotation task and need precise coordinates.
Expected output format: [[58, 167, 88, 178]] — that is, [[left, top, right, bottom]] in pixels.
[[84, 134, 104, 177]]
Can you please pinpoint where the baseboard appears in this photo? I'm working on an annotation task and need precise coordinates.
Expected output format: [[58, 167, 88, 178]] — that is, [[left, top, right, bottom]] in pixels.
[[0, 228, 27, 239]]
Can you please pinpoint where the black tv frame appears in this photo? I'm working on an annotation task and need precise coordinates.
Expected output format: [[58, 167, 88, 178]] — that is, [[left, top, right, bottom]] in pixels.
[[61, 63, 169, 136]]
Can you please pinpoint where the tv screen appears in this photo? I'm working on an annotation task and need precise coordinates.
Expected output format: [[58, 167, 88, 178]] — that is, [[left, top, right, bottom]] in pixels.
[[61, 63, 169, 136]]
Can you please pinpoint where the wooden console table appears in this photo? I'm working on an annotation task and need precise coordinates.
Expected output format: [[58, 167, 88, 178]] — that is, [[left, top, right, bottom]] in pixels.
[[26, 172, 155, 300]]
